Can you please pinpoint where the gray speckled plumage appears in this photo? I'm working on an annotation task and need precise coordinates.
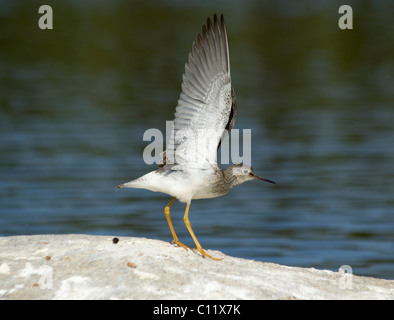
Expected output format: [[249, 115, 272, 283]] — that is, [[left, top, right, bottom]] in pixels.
[[117, 14, 274, 260]]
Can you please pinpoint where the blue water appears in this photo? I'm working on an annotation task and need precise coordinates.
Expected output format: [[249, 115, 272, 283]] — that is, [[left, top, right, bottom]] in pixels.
[[1, 1, 394, 280]]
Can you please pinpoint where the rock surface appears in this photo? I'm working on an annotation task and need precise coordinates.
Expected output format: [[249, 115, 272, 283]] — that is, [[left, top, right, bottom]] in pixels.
[[0, 234, 393, 299]]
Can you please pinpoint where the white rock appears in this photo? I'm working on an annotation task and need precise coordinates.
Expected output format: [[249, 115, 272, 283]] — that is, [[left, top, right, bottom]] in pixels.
[[0, 234, 393, 299]]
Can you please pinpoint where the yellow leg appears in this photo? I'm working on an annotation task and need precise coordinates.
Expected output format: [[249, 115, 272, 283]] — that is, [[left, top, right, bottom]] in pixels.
[[164, 197, 188, 250], [183, 202, 222, 261]]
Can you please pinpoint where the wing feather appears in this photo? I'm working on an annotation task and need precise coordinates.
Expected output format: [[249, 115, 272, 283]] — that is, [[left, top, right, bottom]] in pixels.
[[159, 14, 237, 169]]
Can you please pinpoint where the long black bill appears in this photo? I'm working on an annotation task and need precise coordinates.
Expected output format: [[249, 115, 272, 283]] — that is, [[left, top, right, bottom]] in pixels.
[[255, 174, 276, 184]]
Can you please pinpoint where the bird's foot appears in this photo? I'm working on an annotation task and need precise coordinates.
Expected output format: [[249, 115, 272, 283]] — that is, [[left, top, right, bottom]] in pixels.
[[171, 239, 189, 251], [193, 246, 222, 261]]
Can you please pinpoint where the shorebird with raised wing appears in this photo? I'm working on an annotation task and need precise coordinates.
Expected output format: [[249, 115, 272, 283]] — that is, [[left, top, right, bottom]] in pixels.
[[117, 14, 275, 260]]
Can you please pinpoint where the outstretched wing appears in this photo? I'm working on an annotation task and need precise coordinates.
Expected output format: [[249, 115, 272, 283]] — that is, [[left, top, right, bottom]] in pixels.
[[159, 14, 237, 169]]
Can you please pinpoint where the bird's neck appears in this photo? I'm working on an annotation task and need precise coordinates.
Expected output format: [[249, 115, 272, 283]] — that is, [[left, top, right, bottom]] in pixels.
[[223, 166, 239, 188]]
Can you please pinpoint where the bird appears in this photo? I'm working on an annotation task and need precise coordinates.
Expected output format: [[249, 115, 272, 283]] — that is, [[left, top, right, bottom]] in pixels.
[[117, 14, 275, 260]]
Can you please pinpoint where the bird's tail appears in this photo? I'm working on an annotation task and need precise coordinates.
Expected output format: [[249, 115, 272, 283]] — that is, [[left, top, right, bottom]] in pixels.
[[116, 180, 139, 189], [116, 171, 157, 191]]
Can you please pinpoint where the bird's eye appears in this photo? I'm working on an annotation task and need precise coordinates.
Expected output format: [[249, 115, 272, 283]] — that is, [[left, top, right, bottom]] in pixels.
[[242, 169, 249, 175]]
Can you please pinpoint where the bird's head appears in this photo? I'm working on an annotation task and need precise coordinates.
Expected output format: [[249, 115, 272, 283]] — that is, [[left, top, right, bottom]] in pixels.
[[226, 163, 275, 186]]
